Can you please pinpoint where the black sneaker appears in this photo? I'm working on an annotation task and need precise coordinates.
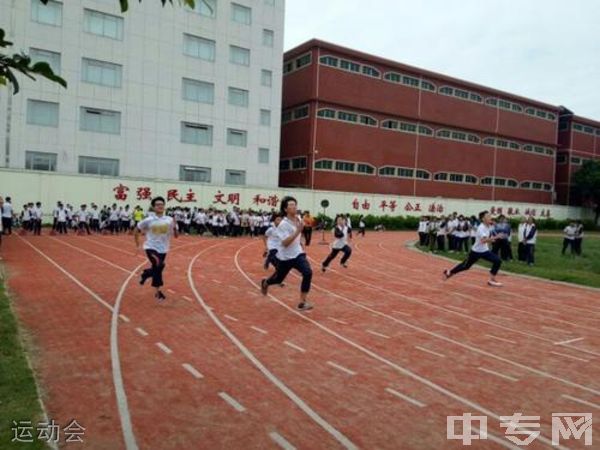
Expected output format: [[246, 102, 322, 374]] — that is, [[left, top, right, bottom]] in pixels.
[[155, 290, 166, 302], [341, 263, 348, 268], [140, 272, 150, 286], [261, 279, 269, 296], [321, 265, 326, 273], [442, 270, 451, 281], [297, 302, 314, 311]]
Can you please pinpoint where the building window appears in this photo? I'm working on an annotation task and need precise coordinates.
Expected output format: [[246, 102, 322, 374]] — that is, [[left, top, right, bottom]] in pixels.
[[280, 159, 290, 171], [231, 3, 251, 24], [80, 107, 121, 134], [397, 168, 414, 178], [315, 160, 333, 170], [317, 109, 336, 119], [227, 129, 247, 147], [357, 164, 374, 175], [25, 151, 57, 171], [260, 109, 271, 126], [191, 0, 216, 17], [416, 170, 430, 180], [31, 0, 62, 26], [230, 45, 250, 66], [183, 34, 216, 61], [320, 56, 338, 67], [78, 156, 119, 176], [340, 59, 360, 73], [180, 165, 211, 182], [261, 69, 272, 87], [400, 122, 417, 133], [293, 105, 309, 119], [182, 78, 214, 103], [571, 157, 582, 165], [379, 166, 395, 176], [507, 179, 518, 188], [29, 48, 61, 74], [262, 29, 274, 47], [337, 111, 358, 123], [225, 169, 246, 185], [292, 157, 307, 169], [381, 120, 398, 129], [361, 66, 380, 78], [27, 100, 59, 127], [557, 154, 567, 164], [82, 58, 122, 87], [295, 53, 311, 69], [434, 172, 448, 181], [258, 148, 269, 164], [83, 9, 124, 40], [335, 161, 355, 172], [465, 175, 478, 184], [181, 122, 213, 145], [228, 87, 249, 107]]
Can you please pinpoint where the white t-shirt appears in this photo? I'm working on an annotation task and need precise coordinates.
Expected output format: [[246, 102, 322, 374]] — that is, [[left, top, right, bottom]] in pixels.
[[2, 202, 13, 218], [332, 225, 349, 250], [33, 207, 43, 220], [137, 215, 175, 253], [57, 208, 67, 222], [109, 210, 119, 221], [276, 217, 304, 260], [90, 209, 100, 220], [563, 225, 576, 240], [23, 208, 31, 221], [524, 224, 537, 244], [265, 226, 280, 251], [77, 210, 89, 222], [472, 223, 492, 253]]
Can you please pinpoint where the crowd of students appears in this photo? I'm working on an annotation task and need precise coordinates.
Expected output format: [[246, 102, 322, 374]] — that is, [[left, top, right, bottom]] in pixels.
[[417, 213, 586, 265]]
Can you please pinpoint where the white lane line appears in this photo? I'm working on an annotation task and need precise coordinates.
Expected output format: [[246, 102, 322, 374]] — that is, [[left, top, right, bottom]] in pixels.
[[550, 351, 590, 363], [554, 337, 584, 345], [135, 327, 148, 337], [434, 321, 459, 330], [183, 295, 193, 302], [327, 361, 357, 376], [218, 392, 246, 412], [224, 314, 239, 322], [251, 325, 268, 334], [156, 342, 173, 355], [485, 334, 517, 345], [182, 363, 204, 379], [284, 341, 306, 353], [269, 431, 296, 450], [167, 289, 175, 294], [366, 329, 391, 339], [328, 317, 348, 325], [385, 388, 426, 408], [445, 305, 470, 313], [561, 394, 600, 410], [478, 367, 519, 382], [415, 346, 445, 358], [393, 310, 412, 317], [195, 249, 358, 450], [119, 314, 130, 323], [212, 279, 222, 284]]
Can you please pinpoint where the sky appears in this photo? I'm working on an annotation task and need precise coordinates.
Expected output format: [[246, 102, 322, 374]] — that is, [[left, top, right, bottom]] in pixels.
[[284, 0, 600, 119]]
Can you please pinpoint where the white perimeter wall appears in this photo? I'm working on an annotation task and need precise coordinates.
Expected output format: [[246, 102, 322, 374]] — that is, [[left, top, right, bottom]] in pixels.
[[0, 169, 591, 221]]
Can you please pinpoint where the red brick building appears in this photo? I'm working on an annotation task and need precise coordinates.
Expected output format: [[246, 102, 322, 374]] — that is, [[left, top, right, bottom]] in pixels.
[[556, 109, 600, 205], [279, 39, 561, 204]]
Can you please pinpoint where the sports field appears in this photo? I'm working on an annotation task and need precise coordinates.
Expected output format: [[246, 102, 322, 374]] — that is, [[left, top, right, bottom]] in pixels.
[[1, 231, 599, 449]]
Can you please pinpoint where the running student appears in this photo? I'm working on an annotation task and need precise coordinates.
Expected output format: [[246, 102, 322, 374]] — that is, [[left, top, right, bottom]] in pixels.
[[322, 215, 352, 271], [263, 213, 283, 270], [135, 197, 178, 302], [443, 211, 503, 287], [261, 196, 314, 311]]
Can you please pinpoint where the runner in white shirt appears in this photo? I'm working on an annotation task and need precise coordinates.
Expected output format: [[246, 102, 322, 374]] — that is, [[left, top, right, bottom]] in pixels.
[[443, 210, 503, 287], [21, 204, 31, 233], [522, 216, 537, 266], [77, 204, 91, 235], [322, 215, 353, 271], [56, 203, 68, 234], [262, 213, 283, 270], [90, 205, 100, 233], [261, 196, 314, 311], [135, 196, 178, 302], [109, 206, 120, 235]]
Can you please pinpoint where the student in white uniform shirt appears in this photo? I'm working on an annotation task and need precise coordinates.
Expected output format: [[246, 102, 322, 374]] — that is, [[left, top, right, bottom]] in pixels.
[[77, 204, 91, 235], [443, 210, 503, 287], [2, 196, 13, 235], [90, 205, 101, 233], [322, 215, 353, 271], [562, 221, 577, 255], [56, 203, 68, 234], [522, 216, 537, 266], [261, 196, 314, 311], [135, 197, 178, 302], [32, 202, 43, 236], [21, 204, 32, 233], [109, 205, 120, 235]]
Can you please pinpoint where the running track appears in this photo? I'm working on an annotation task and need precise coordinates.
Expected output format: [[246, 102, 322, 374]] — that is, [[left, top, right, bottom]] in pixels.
[[2, 231, 599, 449]]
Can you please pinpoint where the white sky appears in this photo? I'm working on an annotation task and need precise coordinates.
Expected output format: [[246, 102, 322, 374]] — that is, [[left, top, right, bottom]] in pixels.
[[284, 0, 600, 119]]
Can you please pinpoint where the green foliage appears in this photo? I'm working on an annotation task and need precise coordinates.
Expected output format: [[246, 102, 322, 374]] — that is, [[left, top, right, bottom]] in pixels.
[[572, 160, 600, 223], [1, 0, 196, 93]]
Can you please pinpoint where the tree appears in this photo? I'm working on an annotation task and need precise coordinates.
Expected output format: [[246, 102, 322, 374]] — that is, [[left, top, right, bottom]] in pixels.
[[0, 0, 195, 94], [572, 159, 600, 224]]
